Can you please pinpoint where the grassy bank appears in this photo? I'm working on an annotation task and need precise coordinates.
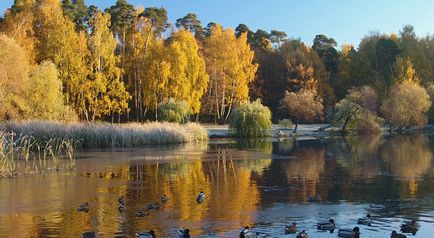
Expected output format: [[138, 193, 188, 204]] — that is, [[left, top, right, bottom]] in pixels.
[[0, 121, 208, 148]]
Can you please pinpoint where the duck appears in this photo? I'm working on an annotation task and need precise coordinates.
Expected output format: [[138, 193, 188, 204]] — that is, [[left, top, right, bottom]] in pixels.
[[357, 214, 372, 226], [118, 203, 126, 212], [239, 226, 252, 238], [136, 230, 156, 238], [296, 230, 308, 238], [306, 196, 321, 202], [83, 231, 96, 238], [77, 202, 90, 212], [391, 230, 407, 238], [136, 209, 150, 217], [177, 228, 191, 238], [317, 219, 336, 231], [146, 202, 161, 210], [196, 191, 205, 204], [118, 195, 126, 205], [284, 222, 297, 234], [400, 220, 418, 235], [161, 194, 169, 204], [338, 227, 360, 238]]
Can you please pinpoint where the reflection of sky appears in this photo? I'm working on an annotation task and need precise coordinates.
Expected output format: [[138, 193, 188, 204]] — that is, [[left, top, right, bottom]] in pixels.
[[1, 136, 434, 237]]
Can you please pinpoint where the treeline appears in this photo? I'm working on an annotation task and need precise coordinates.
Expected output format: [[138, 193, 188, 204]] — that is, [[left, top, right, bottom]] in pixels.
[[1, 0, 434, 129]]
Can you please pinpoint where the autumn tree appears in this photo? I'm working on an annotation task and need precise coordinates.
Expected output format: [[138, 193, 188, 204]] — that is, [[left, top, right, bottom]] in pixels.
[[27, 61, 66, 120], [61, 0, 89, 31], [34, 0, 89, 117], [0, 34, 30, 120], [106, 0, 135, 58], [280, 89, 323, 132], [202, 24, 258, 123], [140, 7, 169, 37], [87, 11, 129, 121], [381, 60, 431, 129]]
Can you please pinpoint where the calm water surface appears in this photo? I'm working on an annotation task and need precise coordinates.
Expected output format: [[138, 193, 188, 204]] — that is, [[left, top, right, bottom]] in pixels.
[[1, 134, 434, 237]]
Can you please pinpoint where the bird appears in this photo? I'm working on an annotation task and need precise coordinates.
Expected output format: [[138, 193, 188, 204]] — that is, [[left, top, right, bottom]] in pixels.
[[400, 219, 418, 235], [118, 195, 126, 205], [357, 214, 372, 226], [239, 226, 252, 238], [136, 230, 156, 238], [146, 202, 161, 210], [338, 226, 360, 238], [196, 191, 205, 204], [161, 194, 169, 204], [83, 231, 96, 238], [306, 196, 321, 202], [391, 230, 407, 238], [136, 209, 150, 217], [177, 228, 191, 238], [296, 230, 308, 238], [77, 202, 90, 212], [317, 219, 336, 231], [285, 222, 297, 234], [118, 203, 126, 212]]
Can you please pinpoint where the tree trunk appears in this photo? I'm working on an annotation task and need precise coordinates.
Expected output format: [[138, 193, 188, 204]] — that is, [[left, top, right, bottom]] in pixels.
[[293, 119, 299, 133]]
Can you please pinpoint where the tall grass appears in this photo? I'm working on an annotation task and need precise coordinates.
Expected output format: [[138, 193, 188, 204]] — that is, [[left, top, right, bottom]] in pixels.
[[0, 121, 208, 149], [0, 132, 76, 177]]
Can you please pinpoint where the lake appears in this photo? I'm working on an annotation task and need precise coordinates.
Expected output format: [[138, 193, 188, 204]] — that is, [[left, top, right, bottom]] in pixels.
[[1, 134, 434, 237]]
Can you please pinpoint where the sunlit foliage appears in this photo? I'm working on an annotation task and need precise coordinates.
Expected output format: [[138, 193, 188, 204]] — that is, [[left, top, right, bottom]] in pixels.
[[229, 100, 272, 137]]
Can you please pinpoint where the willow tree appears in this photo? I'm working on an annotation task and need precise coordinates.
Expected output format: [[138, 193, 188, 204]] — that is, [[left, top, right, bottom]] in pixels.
[[33, 0, 88, 117], [202, 24, 258, 123], [87, 11, 129, 121], [166, 30, 209, 116], [0, 34, 30, 120]]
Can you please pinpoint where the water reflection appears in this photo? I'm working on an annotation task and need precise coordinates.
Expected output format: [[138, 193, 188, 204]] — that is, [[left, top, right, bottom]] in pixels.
[[0, 135, 434, 237]]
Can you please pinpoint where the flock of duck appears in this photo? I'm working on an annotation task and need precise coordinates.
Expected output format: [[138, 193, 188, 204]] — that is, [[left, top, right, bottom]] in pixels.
[[77, 192, 418, 238]]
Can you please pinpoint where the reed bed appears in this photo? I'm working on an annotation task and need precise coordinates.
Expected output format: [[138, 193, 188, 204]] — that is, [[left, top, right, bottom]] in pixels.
[[0, 121, 208, 149], [0, 131, 76, 177]]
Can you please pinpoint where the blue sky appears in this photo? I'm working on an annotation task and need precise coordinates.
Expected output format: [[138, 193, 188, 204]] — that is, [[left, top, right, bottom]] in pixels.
[[1, 0, 434, 46]]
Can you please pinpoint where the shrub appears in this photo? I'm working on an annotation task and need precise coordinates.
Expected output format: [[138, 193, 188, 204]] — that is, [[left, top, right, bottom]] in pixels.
[[158, 98, 191, 123], [229, 100, 272, 138], [353, 112, 382, 135], [279, 119, 293, 129]]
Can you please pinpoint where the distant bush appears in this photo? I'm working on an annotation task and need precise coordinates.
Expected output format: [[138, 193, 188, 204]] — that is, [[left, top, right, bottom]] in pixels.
[[353, 112, 382, 135], [279, 119, 293, 129], [229, 100, 272, 137], [158, 99, 191, 123]]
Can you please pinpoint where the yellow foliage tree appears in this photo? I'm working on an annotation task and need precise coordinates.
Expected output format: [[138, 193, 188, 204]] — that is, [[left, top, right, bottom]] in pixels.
[[33, 0, 89, 118], [87, 11, 129, 121], [27, 61, 66, 120], [0, 34, 29, 120], [202, 24, 258, 123], [166, 30, 209, 115]]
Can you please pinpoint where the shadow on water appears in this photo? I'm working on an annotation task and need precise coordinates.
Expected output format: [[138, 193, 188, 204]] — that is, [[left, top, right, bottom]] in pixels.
[[1, 135, 434, 237]]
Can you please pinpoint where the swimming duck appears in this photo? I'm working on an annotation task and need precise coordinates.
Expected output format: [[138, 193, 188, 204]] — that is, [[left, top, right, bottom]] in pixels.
[[118, 196, 125, 205], [317, 219, 336, 231], [391, 230, 407, 238], [77, 202, 90, 212], [239, 226, 252, 238], [136, 209, 150, 217], [146, 202, 161, 210], [357, 214, 372, 226], [177, 228, 191, 238], [338, 227, 360, 238], [196, 191, 205, 204], [400, 220, 418, 235], [136, 230, 155, 238], [118, 203, 126, 212], [161, 194, 169, 204], [83, 231, 95, 238], [306, 196, 321, 202], [296, 230, 308, 238], [285, 222, 297, 234]]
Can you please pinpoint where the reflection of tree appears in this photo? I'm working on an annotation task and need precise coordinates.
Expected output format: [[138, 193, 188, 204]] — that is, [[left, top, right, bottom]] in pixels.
[[380, 135, 432, 198], [340, 135, 382, 179], [380, 135, 432, 179], [236, 139, 273, 154]]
